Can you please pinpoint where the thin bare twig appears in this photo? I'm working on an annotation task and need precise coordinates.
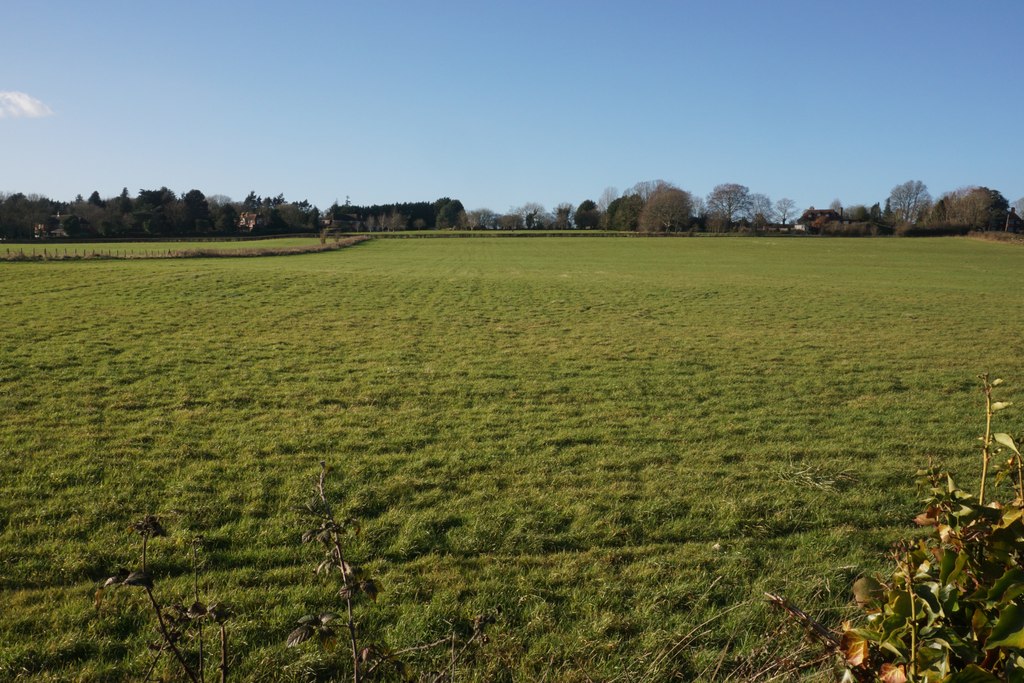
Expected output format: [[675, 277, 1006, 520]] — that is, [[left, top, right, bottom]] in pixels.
[[144, 587, 201, 683], [641, 593, 746, 680], [192, 540, 204, 683], [764, 592, 839, 649], [390, 636, 452, 657], [981, 375, 994, 505], [141, 645, 163, 682], [428, 628, 487, 683], [219, 623, 228, 683]]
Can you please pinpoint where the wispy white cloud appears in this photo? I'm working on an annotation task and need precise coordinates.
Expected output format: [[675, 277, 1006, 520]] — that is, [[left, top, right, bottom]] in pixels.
[[0, 91, 54, 119]]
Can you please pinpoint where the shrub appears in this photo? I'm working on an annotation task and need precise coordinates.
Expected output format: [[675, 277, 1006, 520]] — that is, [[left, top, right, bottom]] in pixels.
[[837, 375, 1024, 681], [819, 222, 890, 237], [895, 224, 972, 237]]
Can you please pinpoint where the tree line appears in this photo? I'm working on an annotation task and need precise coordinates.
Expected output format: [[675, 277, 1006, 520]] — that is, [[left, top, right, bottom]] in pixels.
[[0, 188, 323, 240], [0, 187, 476, 240], [361, 180, 1020, 235], [2, 180, 1021, 240]]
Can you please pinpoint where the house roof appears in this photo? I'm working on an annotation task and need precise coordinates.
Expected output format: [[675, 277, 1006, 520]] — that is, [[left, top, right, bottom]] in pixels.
[[798, 208, 843, 221]]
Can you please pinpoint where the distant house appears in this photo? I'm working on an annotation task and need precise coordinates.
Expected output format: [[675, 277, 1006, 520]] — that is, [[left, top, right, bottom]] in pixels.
[[238, 212, 264, 232], [33, 222, 67, 239], [33, 213, 72, 239], [795, 207, 848, 233], [1006, 207, 1024, 233]]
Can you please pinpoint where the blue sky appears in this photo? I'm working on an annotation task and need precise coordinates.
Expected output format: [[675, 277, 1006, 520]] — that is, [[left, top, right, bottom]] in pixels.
[[3, 0, 1022, 213]]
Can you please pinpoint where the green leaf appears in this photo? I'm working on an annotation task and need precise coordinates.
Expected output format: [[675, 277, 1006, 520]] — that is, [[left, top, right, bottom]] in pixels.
[[915, 583, 945, 623], [995, 506, 1024, 534], [945, 664, 1002, 682], [940, 549, 969, 585], [995, 433, 1021, 455], [992, 402, 1013, 412], [939, 623, 982, 662], [986, 603, 1024, 649], [987, 568, 1024, 605], [890, 591, 913, 620], [938, 584, 962, 620], [973, 606, 992, 640], [915, 639, 951, 675]]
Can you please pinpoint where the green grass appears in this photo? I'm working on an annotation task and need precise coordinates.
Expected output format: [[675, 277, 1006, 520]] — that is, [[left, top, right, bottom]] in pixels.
[[2, 236, 321, 256], [2, 237, 1024, 680]]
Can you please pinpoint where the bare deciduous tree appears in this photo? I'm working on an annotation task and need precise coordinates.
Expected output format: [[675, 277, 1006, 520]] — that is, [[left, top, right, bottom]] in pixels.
[[464, 208, 497, 230], [749, 193, 774, 228], [597, 187, 619, 213], [889, 180, 931, 224], [497, 213, 523, 230], [706, 183, 751, 230], [627, 180, 664, 203], [775, 198, 797, 225], [206, 194, 232, 209], [382, 211, 407, 232], [845, 204, 871, 222], [513, 202, 549, 229], [638, 184, 692, 232], [929, 186, 1008, 230], [691, 195, 706, 223]]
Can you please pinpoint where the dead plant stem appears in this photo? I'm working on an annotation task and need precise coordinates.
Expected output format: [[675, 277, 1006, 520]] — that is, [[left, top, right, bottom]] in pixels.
[[144, 586, 200, 683], [981, 378, 994, 505], [317, 462, 361, 683]]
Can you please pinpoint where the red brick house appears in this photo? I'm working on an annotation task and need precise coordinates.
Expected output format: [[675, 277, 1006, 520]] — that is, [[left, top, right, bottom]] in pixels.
[[795, 207, 848, 233], [238, 212, 264, 232]]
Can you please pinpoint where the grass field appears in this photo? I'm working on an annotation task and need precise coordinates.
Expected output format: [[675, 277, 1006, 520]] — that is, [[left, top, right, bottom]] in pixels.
[[2, 237, 1024, 681], [2, 236, 322, 257]]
